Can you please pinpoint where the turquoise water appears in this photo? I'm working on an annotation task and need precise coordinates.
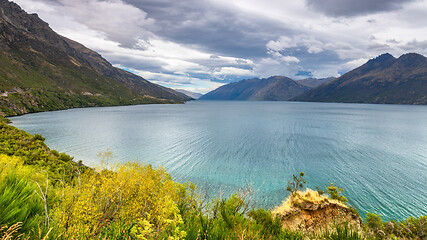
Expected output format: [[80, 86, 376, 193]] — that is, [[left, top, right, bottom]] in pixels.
[[10, 101, 427, 221]]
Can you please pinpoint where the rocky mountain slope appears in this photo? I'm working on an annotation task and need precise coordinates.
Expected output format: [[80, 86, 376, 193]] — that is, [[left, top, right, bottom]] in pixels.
[[297, 77, 335, 88], [0, 0, 191, 116], [199, 76, 311, 101], [292, 53, 427, 104]]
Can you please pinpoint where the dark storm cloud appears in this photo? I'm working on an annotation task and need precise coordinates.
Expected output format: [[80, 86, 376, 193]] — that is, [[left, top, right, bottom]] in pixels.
[[400, 39, 427, 51], [123, 0, 295, 58], [13, 0, 427, 92], [305, 0, 417, 17]]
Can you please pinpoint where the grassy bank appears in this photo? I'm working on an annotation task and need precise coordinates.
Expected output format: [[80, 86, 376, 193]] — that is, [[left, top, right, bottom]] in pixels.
[[0, 116, 425, 239]]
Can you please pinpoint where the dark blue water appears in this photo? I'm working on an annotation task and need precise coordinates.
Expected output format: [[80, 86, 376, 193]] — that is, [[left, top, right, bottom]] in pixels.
[[10, 101, 427, 221]]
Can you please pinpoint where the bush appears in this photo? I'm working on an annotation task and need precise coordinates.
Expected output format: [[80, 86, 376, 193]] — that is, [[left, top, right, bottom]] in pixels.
[[249, 208, 283, 236], [58, 152, 73, 162], [50, 149, 59, 157], [366, 212, 383, 230], [52, 162, 185, 239], [0, 123, 87, 182], [327, 183, 348, 203], [32, 134, 45, 141], [0, 116, 11, 124]]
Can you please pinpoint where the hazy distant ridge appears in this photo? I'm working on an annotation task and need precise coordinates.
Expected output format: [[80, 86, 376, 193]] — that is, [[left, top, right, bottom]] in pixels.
[[174, 89, 202, 99], [200, 76, 315, 101]]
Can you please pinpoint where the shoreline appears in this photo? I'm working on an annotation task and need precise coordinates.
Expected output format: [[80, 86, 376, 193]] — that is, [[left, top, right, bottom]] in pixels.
[[1, 115, 426, 239], [6, 102, 427, 222]]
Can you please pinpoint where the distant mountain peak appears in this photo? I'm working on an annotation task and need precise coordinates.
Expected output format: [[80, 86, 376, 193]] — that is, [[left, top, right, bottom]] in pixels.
[[367, 53, 395, 64], [292, 52, 427, 105], [395, 52, 427, 68], [399, 52, 425, 58], [397, 52, 426, 62], [358, 53, 397, 73]]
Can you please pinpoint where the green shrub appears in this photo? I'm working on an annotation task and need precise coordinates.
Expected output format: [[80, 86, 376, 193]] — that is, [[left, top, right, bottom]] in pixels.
[[366, 212, 383, 230], [58, 152, 73, 162], [400, 216, 427, 239], [50, 149, 59, 157], [380, 216, 427, 239], [249, 209, 283, 236], [32, 134, 45, 141], [327, 183, 348, 203], [0, 116, 11, 124], [0, 123, 87, 183]]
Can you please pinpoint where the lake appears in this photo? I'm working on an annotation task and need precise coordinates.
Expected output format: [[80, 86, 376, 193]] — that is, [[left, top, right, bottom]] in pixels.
[[10, 101, 427, 221]]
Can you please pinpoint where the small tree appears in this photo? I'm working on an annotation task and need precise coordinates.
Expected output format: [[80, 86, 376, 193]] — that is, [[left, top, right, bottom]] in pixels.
[[327, 183, 348, 203], [286, 172, 306, 194]]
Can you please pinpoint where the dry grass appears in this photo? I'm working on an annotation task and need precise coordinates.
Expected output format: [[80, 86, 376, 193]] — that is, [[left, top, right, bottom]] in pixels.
[[0, 222, 28, 240], [272, 189, 348, 215]]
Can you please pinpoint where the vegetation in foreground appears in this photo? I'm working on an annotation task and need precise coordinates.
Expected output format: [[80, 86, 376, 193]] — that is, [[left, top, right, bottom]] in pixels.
[[0, 116, 426, 239]]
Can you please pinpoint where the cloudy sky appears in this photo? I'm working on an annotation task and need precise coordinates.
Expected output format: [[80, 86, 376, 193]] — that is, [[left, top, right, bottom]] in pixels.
[[13, 0, 427, 93]]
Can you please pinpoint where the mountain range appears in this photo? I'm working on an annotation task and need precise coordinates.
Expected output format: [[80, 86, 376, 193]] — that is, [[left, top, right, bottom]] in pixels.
[[1, 0, 426, 115], [174, 89, 203, 99], [201, 54, 426, 105], [292, 53, 427, 104], [0, 0, 191, 116], [199, 76, 333, 101]]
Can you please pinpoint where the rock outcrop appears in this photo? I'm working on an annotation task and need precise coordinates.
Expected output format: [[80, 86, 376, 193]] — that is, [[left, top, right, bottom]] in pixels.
[[272, 189, 362, 235]]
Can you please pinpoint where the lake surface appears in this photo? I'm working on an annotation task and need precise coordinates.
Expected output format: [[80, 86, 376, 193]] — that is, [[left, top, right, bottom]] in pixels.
[[11, 101, 427, 221]]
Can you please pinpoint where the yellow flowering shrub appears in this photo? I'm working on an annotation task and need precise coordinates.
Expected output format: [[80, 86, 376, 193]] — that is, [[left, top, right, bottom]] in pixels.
[[0, 154, 47, 188], [53, 162, 186, 239]]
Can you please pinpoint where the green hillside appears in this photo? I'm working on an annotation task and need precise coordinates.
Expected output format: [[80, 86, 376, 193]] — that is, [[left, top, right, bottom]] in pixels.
[[0, 0, 191, 116]]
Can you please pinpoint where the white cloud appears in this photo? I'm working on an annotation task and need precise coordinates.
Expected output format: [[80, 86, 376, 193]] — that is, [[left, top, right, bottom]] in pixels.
[[12, 0, 427, 91], [267, 35, 325, 55], [266, 36, 297, 51], [281, 56, 300, 63], [123, 68, 225, 94], [212, 67, 255, 76], [307, 45, 323, 54], [253, 58, 298, 78]]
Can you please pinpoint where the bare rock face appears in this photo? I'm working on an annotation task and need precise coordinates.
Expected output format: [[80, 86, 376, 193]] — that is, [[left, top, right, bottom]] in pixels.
[[272, 189, 362, 235]]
